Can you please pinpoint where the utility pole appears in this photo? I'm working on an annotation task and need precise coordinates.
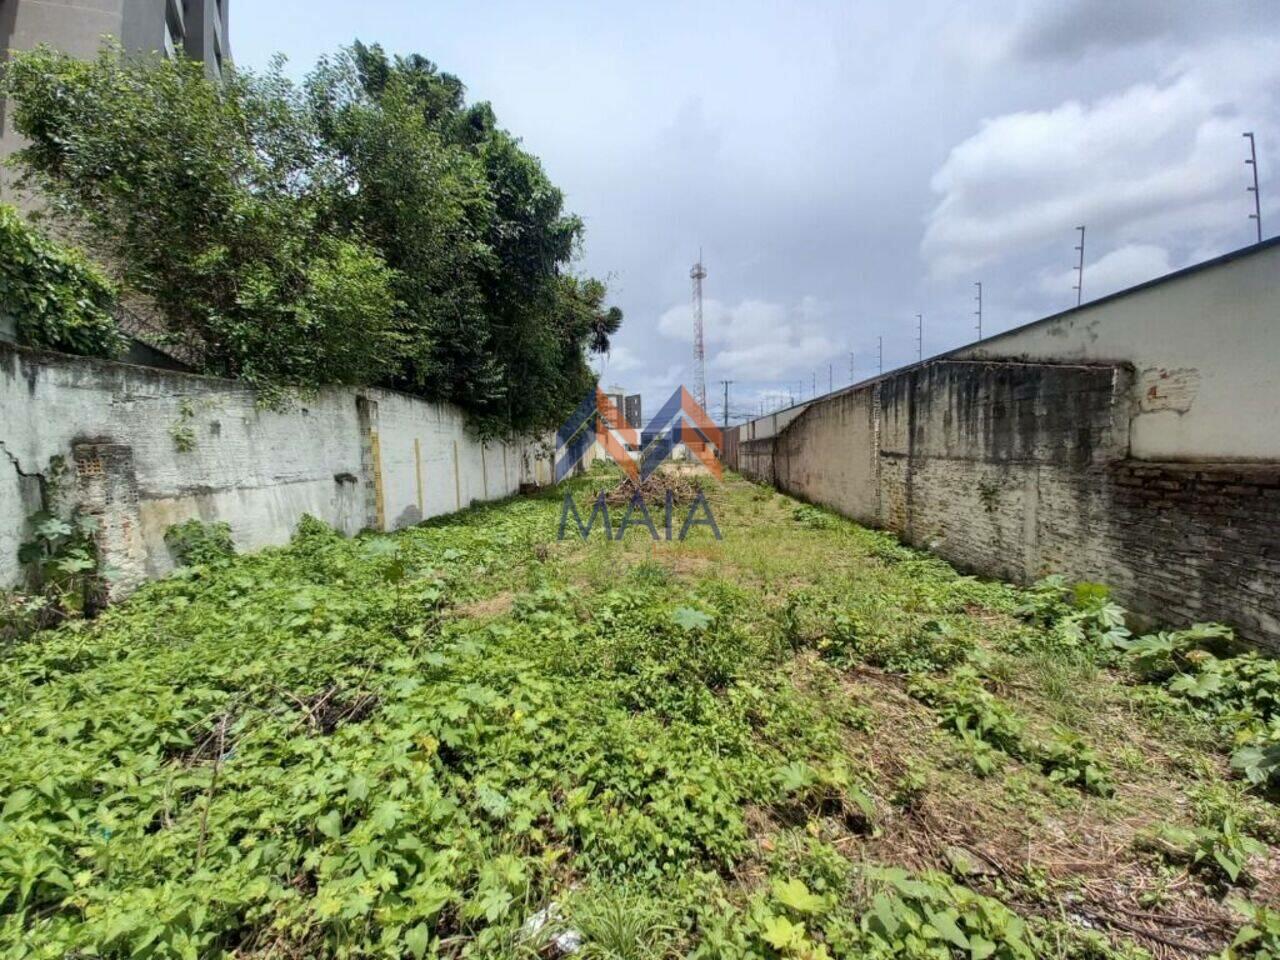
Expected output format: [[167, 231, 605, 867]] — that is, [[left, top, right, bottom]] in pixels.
[[974, 281, 983, 340], [1244, 132, 1263, 243], [828, 364, 833, 393], [812, 371, 817, 397], [877, 336, 883, 374], [848, 351, 855, 384], [719, 380, 733, 428], [914, 314, 923, 362], [690, 253, 708, 411], [1073, 226, 1086, 306]]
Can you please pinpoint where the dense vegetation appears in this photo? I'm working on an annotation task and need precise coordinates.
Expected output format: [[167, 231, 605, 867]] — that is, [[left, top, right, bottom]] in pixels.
[[2, 468, 1277, 959], [0, 43, 620, 432], [0, 203, 125, 358]]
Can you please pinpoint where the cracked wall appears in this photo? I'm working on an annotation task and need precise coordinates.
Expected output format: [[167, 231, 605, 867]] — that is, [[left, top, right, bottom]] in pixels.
[[1, 440, 43, 586], [1, 342, 552, 595]]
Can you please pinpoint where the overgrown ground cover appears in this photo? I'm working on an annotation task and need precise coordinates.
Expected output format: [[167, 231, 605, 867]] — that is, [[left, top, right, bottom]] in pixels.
[[2, 467, 1279, 959]]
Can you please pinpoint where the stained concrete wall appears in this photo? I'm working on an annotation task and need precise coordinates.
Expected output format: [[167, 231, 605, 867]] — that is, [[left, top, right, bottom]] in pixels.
[[875, 360, 1131, 587], [722, 239, 1280, 648], [729, 357, 1279, 649], [0, 342, 552, 594], [773, 388, 879, 524]]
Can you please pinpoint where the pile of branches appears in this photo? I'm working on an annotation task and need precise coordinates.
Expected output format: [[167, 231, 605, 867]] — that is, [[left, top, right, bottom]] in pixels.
[[604, 472, 702, 507]]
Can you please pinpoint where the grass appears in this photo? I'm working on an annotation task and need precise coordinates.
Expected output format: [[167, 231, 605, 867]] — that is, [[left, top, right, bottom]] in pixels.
[[1, 465, 1277, 959]]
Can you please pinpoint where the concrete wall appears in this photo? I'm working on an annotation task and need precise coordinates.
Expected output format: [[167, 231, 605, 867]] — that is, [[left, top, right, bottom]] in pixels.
[[773, 388, 879, 524], [0, 342, 552, 594], [954, 239, 1280, 461], [725, 239, 1280, 649], [875, 360, 1130, 586]]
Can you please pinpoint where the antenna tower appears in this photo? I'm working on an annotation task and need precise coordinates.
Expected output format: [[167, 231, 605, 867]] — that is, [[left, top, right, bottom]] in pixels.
[[690, 253, 708, 411], [974, 282, 983, 339]]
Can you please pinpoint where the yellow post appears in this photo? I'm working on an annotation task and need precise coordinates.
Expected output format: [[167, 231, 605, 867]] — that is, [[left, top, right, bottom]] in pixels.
[[452, 438, 462, 511], [370, 430, 386, 530], [414, 438, 424, 516]]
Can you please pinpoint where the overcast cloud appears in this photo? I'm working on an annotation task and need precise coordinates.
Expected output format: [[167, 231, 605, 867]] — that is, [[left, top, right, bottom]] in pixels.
[[234, 0, 1279, 423]]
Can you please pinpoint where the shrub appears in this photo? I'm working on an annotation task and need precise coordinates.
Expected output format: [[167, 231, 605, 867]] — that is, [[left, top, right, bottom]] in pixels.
[[910, 668, 1114, 796], [2, 43, 621, 432], [0, 204, 124, 357], [164, 519, 236, 566], [1114, 624, 1280, 792]]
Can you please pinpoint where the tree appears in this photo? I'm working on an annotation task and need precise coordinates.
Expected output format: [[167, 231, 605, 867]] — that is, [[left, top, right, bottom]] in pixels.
[[307, 42, 622, 433], [2, 45, 402, 394], [2, 42, 622, 433]]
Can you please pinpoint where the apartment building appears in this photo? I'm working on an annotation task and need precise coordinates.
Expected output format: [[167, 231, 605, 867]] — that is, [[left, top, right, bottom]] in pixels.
[[1, 0, 231, 200]]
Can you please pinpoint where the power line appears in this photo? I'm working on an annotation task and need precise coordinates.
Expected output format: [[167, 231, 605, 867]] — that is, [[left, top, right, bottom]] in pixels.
[[1073, 225, 1086, 306], [1244, 131, 1263, 244], [974, 281, 983, 340]]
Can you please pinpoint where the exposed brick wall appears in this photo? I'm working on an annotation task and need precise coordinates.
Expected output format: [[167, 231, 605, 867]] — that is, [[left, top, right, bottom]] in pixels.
[[1104, 463, 1280, 643], [73, 441, 147, 600]]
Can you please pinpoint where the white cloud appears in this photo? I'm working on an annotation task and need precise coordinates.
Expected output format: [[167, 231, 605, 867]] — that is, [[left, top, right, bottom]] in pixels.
[[1037, 243, 1173, 303], [593, 344, 643, 376], [922, 39, 1280, 278], [656, 295, 838, 381]]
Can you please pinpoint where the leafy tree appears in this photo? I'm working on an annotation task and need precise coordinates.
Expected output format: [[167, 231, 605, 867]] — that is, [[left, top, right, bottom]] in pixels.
[[2, 45, 401, 393], [2, 42, 622, 432], [0, 203, 125, 357], [307, 42, 622, 433]]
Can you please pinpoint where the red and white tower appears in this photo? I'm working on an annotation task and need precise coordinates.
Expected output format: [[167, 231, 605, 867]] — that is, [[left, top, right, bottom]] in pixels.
[[690, 253, 707, 411]]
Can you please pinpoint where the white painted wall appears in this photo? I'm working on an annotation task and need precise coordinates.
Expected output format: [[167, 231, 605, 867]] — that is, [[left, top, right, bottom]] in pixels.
[[953, 241, 1280, 462], [743, 403, 810, 442], [0, 343, 552, 591]]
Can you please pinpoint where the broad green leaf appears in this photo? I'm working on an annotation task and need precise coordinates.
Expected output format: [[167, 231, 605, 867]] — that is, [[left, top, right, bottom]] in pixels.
[[316, 810, 343, 839], [772, 877, 825, 915]]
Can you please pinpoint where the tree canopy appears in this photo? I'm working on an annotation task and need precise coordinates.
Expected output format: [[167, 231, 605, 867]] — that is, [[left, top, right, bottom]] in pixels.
[[2, 42, 621, 433], [0, 203, 126, 358]]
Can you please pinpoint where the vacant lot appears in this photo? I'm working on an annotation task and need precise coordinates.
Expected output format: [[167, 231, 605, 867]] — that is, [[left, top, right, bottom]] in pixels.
[[2, 467, 1278, 959]]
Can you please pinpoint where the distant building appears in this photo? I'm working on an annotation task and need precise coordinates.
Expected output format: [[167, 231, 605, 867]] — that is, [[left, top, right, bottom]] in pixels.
[[624, 394, 642, 431], [1, 0, 231, 202]]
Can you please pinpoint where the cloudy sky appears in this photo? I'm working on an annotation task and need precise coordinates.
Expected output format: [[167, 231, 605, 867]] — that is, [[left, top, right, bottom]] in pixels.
[[234, 1, 1279, 423]]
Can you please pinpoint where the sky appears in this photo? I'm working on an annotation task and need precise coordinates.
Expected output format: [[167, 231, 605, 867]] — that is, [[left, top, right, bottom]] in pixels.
[[233, 0, 1280, 423]]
